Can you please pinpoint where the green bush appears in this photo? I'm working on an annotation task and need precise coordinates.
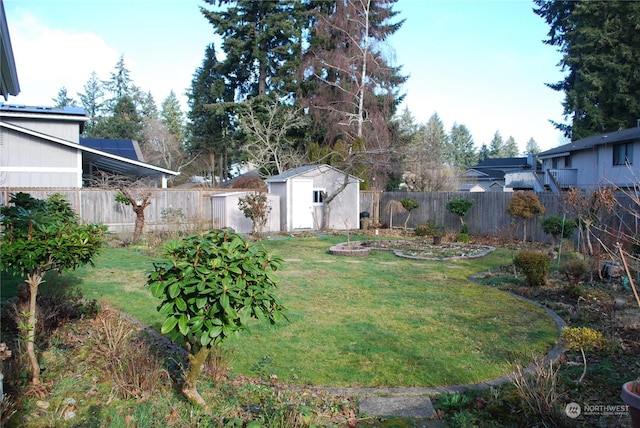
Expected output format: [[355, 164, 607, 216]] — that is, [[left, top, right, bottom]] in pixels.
[[514, 251, 551, 287], [456, 233, 470, 243], [559, 258, 588, 287], [415, 221, 438, 236]]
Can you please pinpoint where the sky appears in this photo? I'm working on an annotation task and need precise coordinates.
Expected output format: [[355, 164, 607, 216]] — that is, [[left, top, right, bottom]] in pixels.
[[3, 0, 568, 152]]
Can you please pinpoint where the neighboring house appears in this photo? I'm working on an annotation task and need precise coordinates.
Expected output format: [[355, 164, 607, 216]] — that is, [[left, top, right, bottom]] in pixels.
[[265, 164, 361, 231], [461, 156, 540, 192], [0, 104, 178, 188], [458, 183, 485, 192], [537, 126, 640, 192], [0, 0, 19, 101]]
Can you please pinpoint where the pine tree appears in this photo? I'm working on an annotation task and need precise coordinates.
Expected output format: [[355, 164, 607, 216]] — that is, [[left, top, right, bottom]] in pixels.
[[448, 123, 477, 169], [504, 136, 519, 157], [489, 131, 505, 158], [525, 137, 541, 154], [78, 72, 105, 136], [161, 90, 184, 142], [52, 87, 77, 108], [534, 0, 640, 139], [186, 43, 235, 183], [200, 0, 304, 100]]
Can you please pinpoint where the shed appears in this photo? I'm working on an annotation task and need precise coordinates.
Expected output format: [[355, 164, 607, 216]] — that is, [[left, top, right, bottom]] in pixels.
[[211, 191, 280, 234], [265, 164, 361, 231]]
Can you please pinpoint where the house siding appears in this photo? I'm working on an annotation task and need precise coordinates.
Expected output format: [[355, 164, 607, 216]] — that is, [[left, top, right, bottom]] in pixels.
[[543, 141, 640, 190], [0, 126, 83, 187]]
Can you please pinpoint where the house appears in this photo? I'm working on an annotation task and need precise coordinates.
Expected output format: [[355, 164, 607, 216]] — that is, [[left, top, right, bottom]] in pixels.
[[0, 0, 19, 101], [537, 126, 640, 192], [461, 155, 540, 192], [265, 164, 361, 231], [0, 104, 179, 188]]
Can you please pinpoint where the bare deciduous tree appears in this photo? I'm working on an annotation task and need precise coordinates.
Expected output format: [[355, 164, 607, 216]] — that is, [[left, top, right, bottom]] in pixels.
[[238, 98, 308, 176]]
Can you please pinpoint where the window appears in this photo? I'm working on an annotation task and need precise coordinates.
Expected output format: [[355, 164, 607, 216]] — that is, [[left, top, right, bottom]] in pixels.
[[564, 156, 572, 168], [613, 143, 633, 166], [313, 189, 325, 204]]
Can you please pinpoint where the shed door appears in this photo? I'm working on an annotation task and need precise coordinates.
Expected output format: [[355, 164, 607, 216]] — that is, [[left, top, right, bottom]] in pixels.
[[291, 179, 313, 229]]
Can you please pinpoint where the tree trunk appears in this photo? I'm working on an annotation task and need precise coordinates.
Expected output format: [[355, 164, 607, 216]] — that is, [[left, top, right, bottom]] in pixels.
[[133, 206, 145, 240], [25, 272, 44, 385], [182, 346, 211, 407]]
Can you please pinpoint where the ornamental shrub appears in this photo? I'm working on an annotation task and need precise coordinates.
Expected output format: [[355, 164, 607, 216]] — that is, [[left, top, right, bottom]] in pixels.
[[415, 221, 438, 236], [559, 259, 588, 287], [514, 250, 551, 287]]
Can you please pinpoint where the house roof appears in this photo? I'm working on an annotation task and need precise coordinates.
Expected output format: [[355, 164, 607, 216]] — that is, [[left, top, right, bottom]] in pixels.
[[473, 157, 530, 169], [0, 0, 19, 101], [463, 168, 505, 180], [265, 164, 362, 183], [538, 127, 640, 159], [0, 120, 178, 179], [80, 138, 145, 162]]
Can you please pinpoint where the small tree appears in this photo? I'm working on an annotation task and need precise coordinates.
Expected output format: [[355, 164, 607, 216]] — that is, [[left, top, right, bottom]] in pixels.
[[541, 215, 576, 253], [147, 229, 286, 406], [446, 198, 474, 232], [93, 171, 154, 240], [560, 326, 604, 383], [0, 193, 106, 384], [507, 191, 546, 242], [238, 191, 272, 237], [400, 197, 419, 231]]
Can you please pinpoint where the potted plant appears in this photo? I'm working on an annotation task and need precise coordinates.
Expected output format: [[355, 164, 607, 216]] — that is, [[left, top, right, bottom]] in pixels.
[[621, 379, 640, 428], [617, 244, 640, 427]]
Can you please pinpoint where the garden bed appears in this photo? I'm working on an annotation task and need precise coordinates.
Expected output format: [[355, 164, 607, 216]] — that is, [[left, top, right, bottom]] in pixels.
[[359, 239, 495, 260]]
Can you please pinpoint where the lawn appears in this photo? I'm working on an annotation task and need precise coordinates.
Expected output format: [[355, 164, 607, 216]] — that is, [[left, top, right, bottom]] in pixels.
[[1, 234, 558, 389]]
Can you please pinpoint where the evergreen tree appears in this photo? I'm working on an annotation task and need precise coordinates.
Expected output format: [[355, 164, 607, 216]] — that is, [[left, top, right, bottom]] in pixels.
[[447, 123, 477, 169], [424, 112, 448, 163], [504, 135, 519, 157], [136, 89, 159, 121], [186, 43, 236, 182], [200, 0, 304, 100], [477, 143, 490, 162], [52, 87, 77, 108], [301, 0, 406, 190], [525, 137, 541, 154], [161, 90, 185, 143], [534, 1, 640, 139], [78, 71, 105, 136], [488, 131, 506, 158], [91, 95, 143, 141], [105, 54, 133, 105]]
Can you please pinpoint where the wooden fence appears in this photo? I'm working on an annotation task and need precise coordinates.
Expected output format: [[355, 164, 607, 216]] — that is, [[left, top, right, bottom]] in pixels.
[[0, 188, 226, 234], [3, 188, 636, 246], [361, 191, 564, 243]]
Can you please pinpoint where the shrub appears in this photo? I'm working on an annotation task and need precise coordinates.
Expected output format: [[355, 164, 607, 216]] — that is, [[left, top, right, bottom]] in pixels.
[[456, 233, 470, 243], [559, 259, 588, 287], [514, 251, 551, 287], [508, 358, 562, 425], [560, 326, 604, 383], [415, 221, 438, 237]]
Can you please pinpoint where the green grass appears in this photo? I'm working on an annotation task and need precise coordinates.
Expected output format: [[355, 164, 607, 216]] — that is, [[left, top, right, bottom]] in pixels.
[[1, 234, 558, 389]]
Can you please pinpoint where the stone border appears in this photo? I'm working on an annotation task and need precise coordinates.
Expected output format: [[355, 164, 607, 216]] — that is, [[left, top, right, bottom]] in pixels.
[[329, 242, 371, 256], [352, 239, 496, 261]]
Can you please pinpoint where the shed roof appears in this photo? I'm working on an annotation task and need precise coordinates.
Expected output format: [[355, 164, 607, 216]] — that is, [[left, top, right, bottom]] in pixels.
[[265, 164, 361, 183], [538, 127, 640, 159]]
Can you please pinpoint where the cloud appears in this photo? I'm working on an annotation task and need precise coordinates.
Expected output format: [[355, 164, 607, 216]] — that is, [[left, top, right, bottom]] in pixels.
[[6, 11, 120, 106]]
